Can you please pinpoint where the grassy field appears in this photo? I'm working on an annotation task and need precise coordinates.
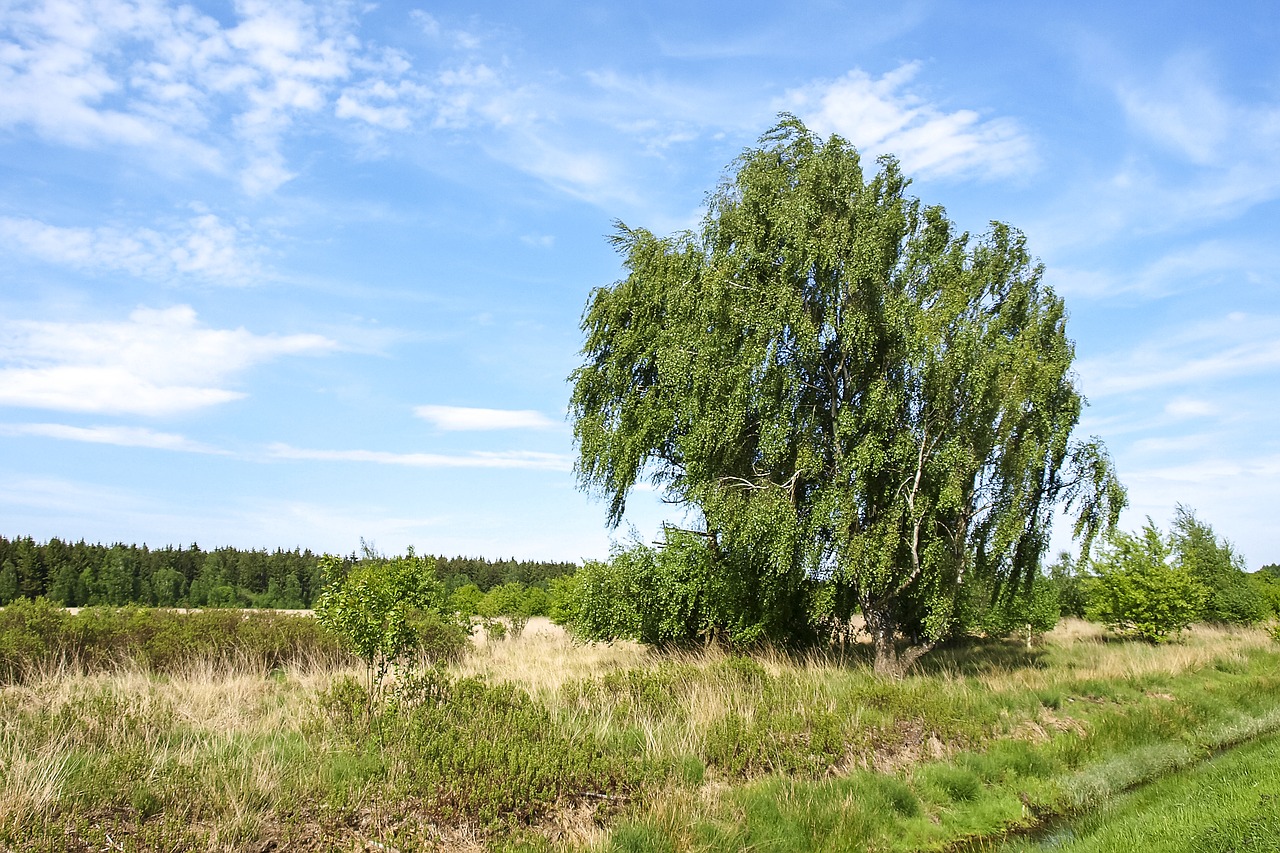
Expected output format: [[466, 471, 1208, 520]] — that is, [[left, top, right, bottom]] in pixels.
[[2, 614, 1279, 851], [993, 729, 1280, 852]]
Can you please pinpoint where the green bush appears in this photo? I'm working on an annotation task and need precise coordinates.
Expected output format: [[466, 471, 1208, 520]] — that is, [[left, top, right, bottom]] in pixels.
[[1088, 520, 1206, 642], [479, 582, 532, 638], [314, 547, 463, 693], [320, 670, 643, 829], [0, 599, 346, 681], [560, 530, 768, 647], [958, 571, 1061, 646]]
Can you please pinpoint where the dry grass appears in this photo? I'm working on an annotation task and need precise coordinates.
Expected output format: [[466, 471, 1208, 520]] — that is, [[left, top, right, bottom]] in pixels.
[[452, 617, 650, 698], [976, 618, 1276, 692], [4, 615, 1277, 851], [0, 657, 351, 849]]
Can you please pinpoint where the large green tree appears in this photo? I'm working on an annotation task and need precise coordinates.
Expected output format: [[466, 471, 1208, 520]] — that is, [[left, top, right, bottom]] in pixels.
[[569, 118, 1125, 674]]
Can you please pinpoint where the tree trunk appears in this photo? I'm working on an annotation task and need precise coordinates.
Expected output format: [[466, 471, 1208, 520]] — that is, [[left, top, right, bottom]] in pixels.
[[865, 602, 935, 678]]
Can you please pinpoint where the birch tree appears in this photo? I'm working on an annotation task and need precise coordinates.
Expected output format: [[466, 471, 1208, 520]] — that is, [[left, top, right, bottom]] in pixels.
[[569, 117, 1125, 674]]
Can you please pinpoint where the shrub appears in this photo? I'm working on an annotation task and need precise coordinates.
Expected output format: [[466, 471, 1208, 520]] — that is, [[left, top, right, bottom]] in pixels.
[[0, 601, 345, 681], [313, 547, 463, 695], [320, 671, 643, 829], [560, 530, 767, 647], [1088, 520, 1206, 642], [479, 582, 531, 638], [957, 571, 1061, 646], [406, 609, 470, 665]]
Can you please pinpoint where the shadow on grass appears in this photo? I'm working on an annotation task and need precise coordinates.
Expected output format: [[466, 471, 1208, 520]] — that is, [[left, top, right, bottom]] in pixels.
[[915, 637, 1051, 678]]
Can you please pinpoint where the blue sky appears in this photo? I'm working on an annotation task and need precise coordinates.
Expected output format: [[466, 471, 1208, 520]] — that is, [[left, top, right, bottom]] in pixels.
[[1, 0, 1277, 566]]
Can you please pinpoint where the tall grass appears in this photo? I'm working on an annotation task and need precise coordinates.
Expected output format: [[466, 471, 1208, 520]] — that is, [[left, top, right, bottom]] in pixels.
[[3, 613, 1279, 851]]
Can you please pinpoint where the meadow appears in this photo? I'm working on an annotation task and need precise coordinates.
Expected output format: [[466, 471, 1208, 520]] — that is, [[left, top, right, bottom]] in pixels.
[[2, 602, 1279, 852]]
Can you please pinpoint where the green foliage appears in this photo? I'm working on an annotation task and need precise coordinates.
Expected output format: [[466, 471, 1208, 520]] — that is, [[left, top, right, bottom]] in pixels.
[[963, 571, 1061, 646], [480, 582, 533, 638], [448, 582, 485, 618], [0, 535, 578, 610], [1046, 550, 1090, 619], [0, 560, 17, 605], [1088, 520, 1206, 643], [0, 598, 346, 681], [568, 116, 1123, 673], [313, 548, 458, 691], [320, 670, 643, 830], [1251, 572, 1280, 619], [547, 574, 577, 625], [1172, 505, 1265, 626], [560, 531, 787, 647]]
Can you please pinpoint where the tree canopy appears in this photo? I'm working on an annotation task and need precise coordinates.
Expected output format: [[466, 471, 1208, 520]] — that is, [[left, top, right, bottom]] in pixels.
[[569, 117, 1125, 674]]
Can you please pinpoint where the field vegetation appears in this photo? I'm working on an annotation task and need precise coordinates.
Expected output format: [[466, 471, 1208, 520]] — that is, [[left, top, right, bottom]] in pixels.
[[2, 598, 1279, 851], [991, 729, 1280, 852]]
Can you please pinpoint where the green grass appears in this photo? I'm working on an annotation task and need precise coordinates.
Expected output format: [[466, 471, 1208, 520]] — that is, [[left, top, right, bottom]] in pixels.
[[3, 616, 1280, 850], [597, 630, 1280, 852], [996, 731, 1280, 852]]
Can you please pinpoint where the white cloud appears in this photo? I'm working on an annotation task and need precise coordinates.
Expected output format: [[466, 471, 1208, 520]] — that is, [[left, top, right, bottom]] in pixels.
[[1116, 55, 1276, 169], [1078, 313, 1280, 398], [1036, 58, 1280, 253], [1164, 398, 1216, 419], [269, 443, 571, 471], [0, 422, 226, 453], [1114, 62, 1280, 222], [1046, 239, 1277, 300], [0, 0, 427, 194], [0, 305, 335, 415], [0, 212, 263, 284], [414, 404, 556, 431], [1102, 453, 1280, 567], [783, 64, 1036, 180], [335, 79, 426, 130]]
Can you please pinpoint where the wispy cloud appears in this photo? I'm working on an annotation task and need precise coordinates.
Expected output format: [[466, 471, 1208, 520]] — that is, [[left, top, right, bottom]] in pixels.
[[1044, 238, 1279, 300], [0, 0, 428, 194], [268, 443, 571, 471], [0, 212, 264, 284], [0, 305, 335, 415], [1078, 313, 1280, 397], [1033, 53, 1280, 254], [783, 63, 1036, 181], [413, 404, 557, 431], [0, 422, 226, 453], [1114, 57, 1280, 221]]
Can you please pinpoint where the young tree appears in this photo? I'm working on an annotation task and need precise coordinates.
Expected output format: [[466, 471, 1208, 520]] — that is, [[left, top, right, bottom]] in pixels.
[[569, 117, 1124, 674], [1088, 520, 1205, 642], [314, 547, 455, 696], [1171, 505, 1264, 626], [479, 582, 532, 638]]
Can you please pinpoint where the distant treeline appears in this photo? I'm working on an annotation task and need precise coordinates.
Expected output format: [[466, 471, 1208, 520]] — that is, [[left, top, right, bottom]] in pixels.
[[0, 536, 578, 609]]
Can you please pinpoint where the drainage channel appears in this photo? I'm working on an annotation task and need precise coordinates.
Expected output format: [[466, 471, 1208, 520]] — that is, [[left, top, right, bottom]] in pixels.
[[943, 725, 1280, 852]]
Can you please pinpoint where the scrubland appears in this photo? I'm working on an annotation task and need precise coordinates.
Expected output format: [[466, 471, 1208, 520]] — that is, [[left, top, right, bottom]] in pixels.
[[2, 610, 1279, 852]]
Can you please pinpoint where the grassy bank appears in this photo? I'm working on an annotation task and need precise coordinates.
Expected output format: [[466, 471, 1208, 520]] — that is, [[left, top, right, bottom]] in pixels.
[[2, 616, 1278, 850], [993, 729, 1280, 852]]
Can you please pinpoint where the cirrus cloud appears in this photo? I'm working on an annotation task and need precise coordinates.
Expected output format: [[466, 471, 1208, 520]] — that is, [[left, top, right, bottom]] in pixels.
[[268, 443, 570, 471]]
